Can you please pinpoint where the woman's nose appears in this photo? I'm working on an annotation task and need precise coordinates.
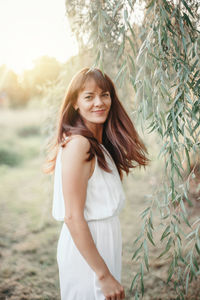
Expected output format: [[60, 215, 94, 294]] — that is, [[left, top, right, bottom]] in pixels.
[[94, 95, 103, 106]]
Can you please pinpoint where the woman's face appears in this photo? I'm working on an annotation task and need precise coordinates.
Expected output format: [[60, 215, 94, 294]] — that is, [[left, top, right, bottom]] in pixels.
[[74, 78, 112, 127]]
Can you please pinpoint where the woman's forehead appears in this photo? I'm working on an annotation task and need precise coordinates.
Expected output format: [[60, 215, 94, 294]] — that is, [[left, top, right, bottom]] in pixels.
[[80, 75, 110, 93], [81, 78, 105, 92]]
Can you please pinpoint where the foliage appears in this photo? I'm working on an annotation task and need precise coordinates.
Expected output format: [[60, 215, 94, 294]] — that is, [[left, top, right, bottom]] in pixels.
[[0, 145, 23, 167], [65, 0, 200, 298], [0, 56, 63, 107], [65, 0, 126, 69], [17, 125, 41, 137]]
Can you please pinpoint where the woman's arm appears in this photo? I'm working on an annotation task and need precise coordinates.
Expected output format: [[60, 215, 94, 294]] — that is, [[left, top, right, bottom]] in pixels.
[[61, 135, 109, 280]]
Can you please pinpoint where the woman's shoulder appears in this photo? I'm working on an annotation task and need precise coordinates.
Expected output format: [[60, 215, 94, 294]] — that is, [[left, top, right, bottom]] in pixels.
[[60, 135, 93, 181], [61, 134, 91, 160]]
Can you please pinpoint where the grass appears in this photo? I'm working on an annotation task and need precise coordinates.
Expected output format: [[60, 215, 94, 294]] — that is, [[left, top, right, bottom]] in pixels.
[[0, 107, 199, 300]]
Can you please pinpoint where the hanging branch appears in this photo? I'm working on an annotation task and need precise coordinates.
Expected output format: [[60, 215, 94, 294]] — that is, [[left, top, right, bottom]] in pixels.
[[65, 0, 200, 298]]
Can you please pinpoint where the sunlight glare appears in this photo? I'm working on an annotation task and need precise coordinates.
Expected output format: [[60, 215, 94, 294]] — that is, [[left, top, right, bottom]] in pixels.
[[0, 0, 78, 74]]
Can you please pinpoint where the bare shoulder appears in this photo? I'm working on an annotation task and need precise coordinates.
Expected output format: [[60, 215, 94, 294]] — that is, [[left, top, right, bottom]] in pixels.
[[62, 135, 91, 161], [69, 134, 90, 147], [61, 135, 92, 182]]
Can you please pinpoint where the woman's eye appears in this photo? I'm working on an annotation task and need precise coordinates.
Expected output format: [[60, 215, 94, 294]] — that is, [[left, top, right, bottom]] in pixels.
[[85, 96, 92, 99], [102, 93, 109, 97]]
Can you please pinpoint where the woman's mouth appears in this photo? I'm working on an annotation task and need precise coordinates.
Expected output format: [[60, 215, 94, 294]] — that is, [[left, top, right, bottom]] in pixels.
[[93, 109, 106, 114]]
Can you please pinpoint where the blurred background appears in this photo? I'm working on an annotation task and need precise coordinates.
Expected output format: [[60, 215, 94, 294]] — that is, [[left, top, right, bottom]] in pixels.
[[0, 0, 199, 299]]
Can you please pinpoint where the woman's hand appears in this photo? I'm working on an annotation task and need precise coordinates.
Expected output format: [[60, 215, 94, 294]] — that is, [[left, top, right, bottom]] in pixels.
[[98, 271, 125, 300]]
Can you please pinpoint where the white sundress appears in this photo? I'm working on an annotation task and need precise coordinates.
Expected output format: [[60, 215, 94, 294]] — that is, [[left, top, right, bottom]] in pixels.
[[52, 139, 126, 300]]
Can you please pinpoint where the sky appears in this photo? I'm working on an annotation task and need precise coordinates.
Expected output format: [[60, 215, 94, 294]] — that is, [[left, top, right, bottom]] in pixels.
[[0, 0, 78, 74]]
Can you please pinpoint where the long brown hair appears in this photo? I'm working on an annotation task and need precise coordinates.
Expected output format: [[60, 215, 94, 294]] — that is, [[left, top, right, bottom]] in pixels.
[[44, 67, 149, 179]]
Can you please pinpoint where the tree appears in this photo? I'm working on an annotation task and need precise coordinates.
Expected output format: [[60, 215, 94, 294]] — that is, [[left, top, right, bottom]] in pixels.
[[65, 0, 200, 298], [22, 56, 62, 97], [0, 65, 28, 107]]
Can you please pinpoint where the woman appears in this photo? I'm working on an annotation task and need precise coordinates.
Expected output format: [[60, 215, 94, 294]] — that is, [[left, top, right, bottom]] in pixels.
[[46, 67, 149, 300]]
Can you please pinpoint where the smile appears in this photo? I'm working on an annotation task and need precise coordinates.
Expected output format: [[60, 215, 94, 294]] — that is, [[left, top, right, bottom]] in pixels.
[[93, 109, 106, 113]]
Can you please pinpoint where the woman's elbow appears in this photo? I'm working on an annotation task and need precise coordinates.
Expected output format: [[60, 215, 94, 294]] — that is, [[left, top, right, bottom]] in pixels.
[[64, 213, 85, 225]]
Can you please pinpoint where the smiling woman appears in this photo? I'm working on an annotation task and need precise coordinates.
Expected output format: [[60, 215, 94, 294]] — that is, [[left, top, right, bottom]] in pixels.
[[0, 0, 78, 74], [44, 67, 149, 300], [73, 79, 112, 142]]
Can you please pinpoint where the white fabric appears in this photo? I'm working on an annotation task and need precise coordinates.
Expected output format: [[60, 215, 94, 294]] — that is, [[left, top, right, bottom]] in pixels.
[[52, 140, 126, 300]]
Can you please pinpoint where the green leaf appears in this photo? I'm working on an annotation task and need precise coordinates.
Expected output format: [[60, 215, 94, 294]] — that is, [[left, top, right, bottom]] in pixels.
[[181, 211, 191, 228], [186, 271, 189, 294], [133, 232, 143, 246], [172, 214, 180, 223], [193, 256, 199, 271], [158, 236, 173, 258], [180, 199, 187, 214], [127, 21, 136, 40], [112, 0, 123, 18], [185, 148, 191, 172], [114, 60, 127, 83], [128, 54, 135, 73], [132, 242, 143, 260], [146, 0, 156, 9], [182, 36, 187, 54], [140, 263, 144, 296], [186, 230, 195, 240], [147, 230, 155, 246], [143, 239, 149, 271], [174, 162, 183, 180], [191, 59, 198, 73], [181, 0, 194, 18], [140, 207, 150, 219], [134, 290, 139, 300], [127, 36, 136, 56], [174, 103, 184, 119], [194, 78, 200, 90], [167, 259, 175, 283], [195, 225, 200, 250], [179, 17, 185, 36], [158, 141, 169, 158], [118, 66, 127, 88], [130, 273, 139, 292], [124, 9, 128, 24], [149, 212, 154, 230], [116, 39, 125, 62], [161, 225, 171, 241], [195, 243, 200, 255]]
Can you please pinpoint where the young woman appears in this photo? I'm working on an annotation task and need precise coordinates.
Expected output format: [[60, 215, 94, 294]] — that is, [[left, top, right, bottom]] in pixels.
[[46, 67, 149, 300]]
